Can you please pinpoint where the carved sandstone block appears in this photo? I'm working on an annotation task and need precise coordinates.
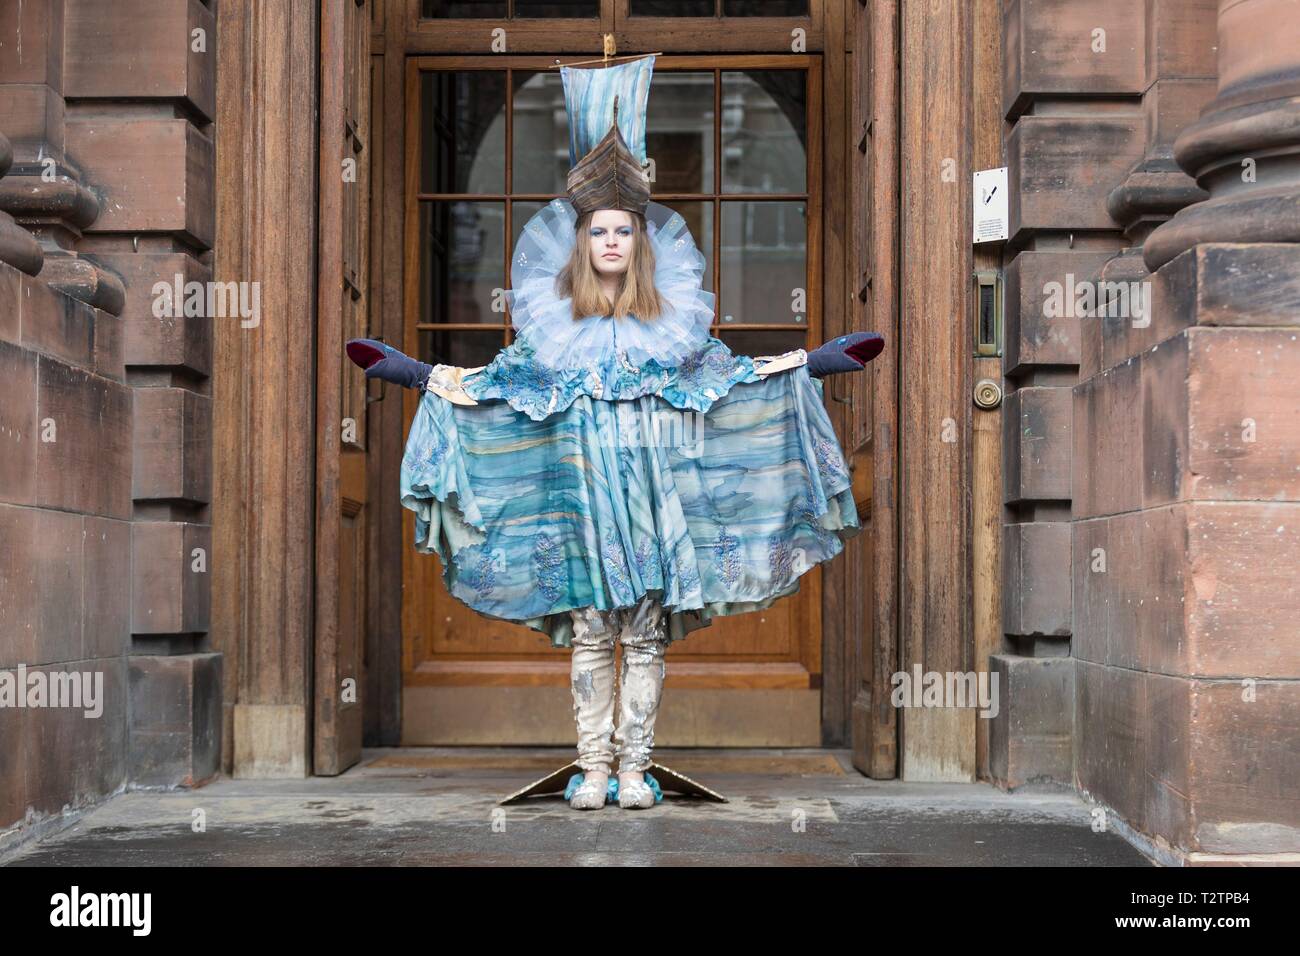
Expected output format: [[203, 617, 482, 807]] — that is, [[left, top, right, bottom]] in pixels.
[[1007, 116, 1145, 239], [1004, 385, 1072, 504], [131, 521, 211, 635], [1073, 504, 1300, 678], [133, 387, 213, 504], [1075, 658, 1146, 833], [65, 118, 215, 248], [988, 654, 1075, 788], [95, 252, 213, 376], [65, 0, 216, 121], [1002, 520, 1072, 637], [1004, 0, 1145, 118], [1072, 357, 1141, 519], [1004, 250, 1114, 375], [34, 354, 132, 519]]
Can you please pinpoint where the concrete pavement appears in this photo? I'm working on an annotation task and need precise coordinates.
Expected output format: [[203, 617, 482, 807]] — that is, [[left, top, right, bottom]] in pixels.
[[0, 748, 1154, 866]]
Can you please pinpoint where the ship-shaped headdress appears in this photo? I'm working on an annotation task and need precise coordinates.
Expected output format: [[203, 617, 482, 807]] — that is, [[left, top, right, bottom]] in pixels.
[[496, 50, 719, 376], [560, 53, 656, 217]]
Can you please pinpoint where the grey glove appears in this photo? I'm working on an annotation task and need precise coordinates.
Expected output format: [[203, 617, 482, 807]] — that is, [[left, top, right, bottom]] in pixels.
[[805, 332, 884, 378], [345, 338, 433, 390]]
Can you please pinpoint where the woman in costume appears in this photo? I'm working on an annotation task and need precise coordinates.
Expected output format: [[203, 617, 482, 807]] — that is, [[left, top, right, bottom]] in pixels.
[[346, 54, 882, 812]]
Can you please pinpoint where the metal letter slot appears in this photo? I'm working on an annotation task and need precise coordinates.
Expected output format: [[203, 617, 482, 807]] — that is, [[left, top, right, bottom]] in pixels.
[[973, 269, 1003, 358]]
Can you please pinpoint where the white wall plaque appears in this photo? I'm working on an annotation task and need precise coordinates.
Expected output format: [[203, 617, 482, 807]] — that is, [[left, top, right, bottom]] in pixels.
[[973, 166, 1009, 244]]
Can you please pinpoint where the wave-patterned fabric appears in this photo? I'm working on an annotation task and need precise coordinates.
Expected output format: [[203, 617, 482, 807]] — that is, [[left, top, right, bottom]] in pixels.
[[401, 366, 862, 648]]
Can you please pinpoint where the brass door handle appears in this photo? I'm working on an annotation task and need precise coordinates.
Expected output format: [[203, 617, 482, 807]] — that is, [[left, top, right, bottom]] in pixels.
[[973, 378, 1003, 409]]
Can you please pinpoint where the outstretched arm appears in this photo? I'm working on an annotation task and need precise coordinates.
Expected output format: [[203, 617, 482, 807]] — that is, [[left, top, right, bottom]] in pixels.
[[754, 331, 884, 378], [345, 338, 482, 405], [804, 331, 884, 377], [346, 339, 432, 389]]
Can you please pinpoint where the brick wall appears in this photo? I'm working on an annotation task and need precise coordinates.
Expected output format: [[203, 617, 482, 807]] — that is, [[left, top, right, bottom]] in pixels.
[[995, 0, 1299, 862], [0, 0, 219, 844], [1102, 0, 1300, 861], [991, 0, 1217, 794], [991, 0, 1176, 789]]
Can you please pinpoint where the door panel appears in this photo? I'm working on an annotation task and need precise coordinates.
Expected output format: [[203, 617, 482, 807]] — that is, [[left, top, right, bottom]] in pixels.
[[400, 54, 827, 746], [315, 0, 372, 775], [895, 0, 979, 781], [851, 0, 899, 778]]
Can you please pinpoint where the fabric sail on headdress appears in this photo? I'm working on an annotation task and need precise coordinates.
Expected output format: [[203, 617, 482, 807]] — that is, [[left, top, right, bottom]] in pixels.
[[491, 52, 722, 383], [561, 54, 655, 216]]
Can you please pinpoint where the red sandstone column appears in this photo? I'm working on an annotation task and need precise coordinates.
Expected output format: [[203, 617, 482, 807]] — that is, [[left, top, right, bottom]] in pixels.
[[0, 132, 43, 275], [0, 0, 124, 313], [1145, 0, 1300, 269]]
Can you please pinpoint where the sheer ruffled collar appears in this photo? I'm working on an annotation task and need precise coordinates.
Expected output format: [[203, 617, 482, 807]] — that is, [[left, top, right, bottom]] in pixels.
[[503, 199, 715, 372]]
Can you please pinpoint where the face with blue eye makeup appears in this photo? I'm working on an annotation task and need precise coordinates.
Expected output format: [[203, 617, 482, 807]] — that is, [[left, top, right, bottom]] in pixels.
[[587, 209, 636, 280]]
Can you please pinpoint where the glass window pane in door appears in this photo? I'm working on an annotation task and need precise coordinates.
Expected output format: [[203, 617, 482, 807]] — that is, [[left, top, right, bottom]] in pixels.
[[719, 201, 806, 325], [721, 71, 806, 194], [419, 201, 506, 326], [630, 0, 715, 14], [719, 329, 806, 359], [420, 71, 506, 194], [645, 72, 714, 195], [722, 0, 808, 14], [418, 329, 508, 370], [515, 0, 600, 15], [511, 72, 570, 195], [422, 0, 507, 17]]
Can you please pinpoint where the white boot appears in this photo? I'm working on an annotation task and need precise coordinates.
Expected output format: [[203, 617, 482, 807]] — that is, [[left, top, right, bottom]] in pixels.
[[569, 606, 619, 810], [617, 771, 656, 809], [569, 770, 610, 810], [615, 595, 670, 810]]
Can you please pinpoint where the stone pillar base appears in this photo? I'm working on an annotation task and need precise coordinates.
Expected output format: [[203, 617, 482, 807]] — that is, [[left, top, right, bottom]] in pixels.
[[988, 655, 1074, 789], [127, 653, 222, 788]]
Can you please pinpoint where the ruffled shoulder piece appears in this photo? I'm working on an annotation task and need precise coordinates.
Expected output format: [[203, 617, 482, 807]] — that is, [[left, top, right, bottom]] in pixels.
[[503, 198, 716, 372], [461, 333, 761, 422]]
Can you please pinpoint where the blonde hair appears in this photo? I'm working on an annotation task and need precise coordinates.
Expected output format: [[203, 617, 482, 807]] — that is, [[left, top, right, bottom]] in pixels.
[[557, 210, 663, 322]]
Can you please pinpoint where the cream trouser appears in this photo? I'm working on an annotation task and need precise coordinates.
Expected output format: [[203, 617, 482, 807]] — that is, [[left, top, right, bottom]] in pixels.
[[569, 593, 671, 775]]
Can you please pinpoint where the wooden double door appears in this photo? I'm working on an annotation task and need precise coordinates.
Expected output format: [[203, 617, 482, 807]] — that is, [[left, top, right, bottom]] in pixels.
[[397, 51, 851, 747], [340, 0, 1001, 783]]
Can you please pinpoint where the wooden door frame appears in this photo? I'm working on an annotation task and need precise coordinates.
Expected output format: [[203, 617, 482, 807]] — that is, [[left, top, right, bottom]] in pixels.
[[396, 0, 823, 53], [817, 0, 859, 749], [315, 0, 373, 776], [874, 0, 1002, 782], [211, 0, 995, 775], [315, 0, 351, 774], [611, 0, 825, 52], [846, 0, 1005, 781], [366, 0, 891, 750], [214, 0, 323, 778]]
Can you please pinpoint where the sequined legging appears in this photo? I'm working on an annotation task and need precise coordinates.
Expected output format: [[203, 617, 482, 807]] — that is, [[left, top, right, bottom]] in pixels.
[[569, 593, 671, 775]]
